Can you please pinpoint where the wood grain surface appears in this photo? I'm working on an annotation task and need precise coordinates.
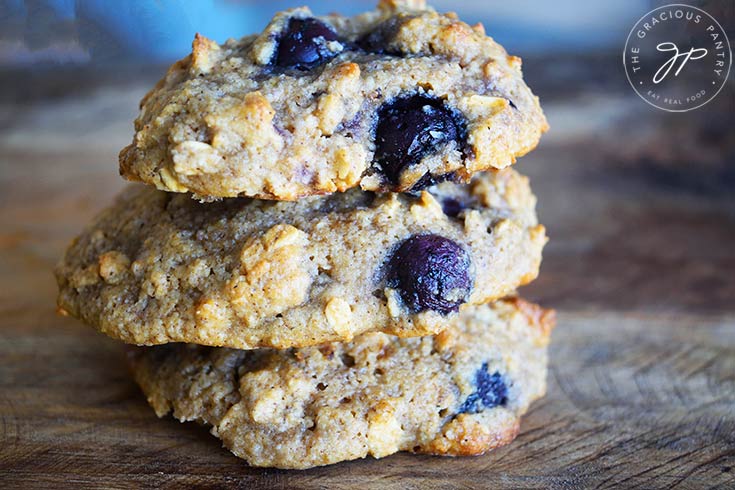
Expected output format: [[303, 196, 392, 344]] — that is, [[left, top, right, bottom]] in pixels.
[[1, 57, 734, 489]]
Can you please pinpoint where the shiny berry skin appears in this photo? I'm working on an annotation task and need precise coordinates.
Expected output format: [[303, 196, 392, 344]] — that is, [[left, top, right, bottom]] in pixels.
[[275, 18, 340, 70], [458, 364, 508, 414], [374, 95, 466, 185], [387, 234, 471, 314]]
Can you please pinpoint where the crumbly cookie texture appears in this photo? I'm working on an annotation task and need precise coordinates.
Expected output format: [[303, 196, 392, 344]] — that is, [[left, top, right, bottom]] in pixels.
[[119, 0, 547, 200], [56, 169, 546, 349], [128, 298, 555, 469]]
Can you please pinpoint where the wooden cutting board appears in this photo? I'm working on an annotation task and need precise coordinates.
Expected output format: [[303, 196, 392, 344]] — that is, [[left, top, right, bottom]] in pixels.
[[1, 63, 734, 489]]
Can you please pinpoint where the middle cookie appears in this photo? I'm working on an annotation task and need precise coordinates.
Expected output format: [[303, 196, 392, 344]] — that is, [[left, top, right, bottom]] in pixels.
[[56, 168, 545, 349]]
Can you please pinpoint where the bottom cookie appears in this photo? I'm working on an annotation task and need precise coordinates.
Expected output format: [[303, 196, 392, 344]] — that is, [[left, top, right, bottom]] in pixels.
[[127, 298, 554, 469]]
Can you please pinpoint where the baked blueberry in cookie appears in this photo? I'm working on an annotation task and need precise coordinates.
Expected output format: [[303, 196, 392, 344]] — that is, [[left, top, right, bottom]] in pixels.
[[119, 0, 547, 200], [441, 197, 467, 218], [458, 363, 509, 414], [388, 234, 471, 314], [374, 94, 467, 186], [274, 18, 341, 69], [356, 15, 405, 54]]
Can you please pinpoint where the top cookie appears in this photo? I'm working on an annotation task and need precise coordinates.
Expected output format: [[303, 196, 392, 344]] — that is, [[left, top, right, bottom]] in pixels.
[[120, 0, 547, 200]]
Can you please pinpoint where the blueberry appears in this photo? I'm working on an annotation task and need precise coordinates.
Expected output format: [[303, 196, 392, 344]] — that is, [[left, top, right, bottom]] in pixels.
[[275, 18, 340, 70], [458, 363, 508, 414], [441, 198, 466, 218], [357, 17, 403, 54], [387, 234, 471, 314], [374, 95, 466, 186]]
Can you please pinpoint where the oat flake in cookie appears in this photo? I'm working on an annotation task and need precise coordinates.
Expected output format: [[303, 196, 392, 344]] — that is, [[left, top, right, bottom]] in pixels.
[[119, 0, 548, 200], [128, 298, 555, 469], [55, 169, 546, 349]]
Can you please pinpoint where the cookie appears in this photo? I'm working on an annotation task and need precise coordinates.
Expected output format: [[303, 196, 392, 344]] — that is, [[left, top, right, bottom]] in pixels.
[[119, 0, 547, 200], [56, 169, 546, 349], [128, 298, 555, 469]]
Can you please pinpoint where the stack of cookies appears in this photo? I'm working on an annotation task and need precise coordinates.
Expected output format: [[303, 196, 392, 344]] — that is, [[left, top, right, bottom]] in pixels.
[[56, 0, 553, 469]]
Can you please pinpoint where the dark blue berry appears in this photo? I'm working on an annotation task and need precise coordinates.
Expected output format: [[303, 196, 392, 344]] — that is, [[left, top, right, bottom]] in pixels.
[[458, 363, 508, 414], [374, 95, 466, 185], [387, 234, 471, 314], [275, 18, 340, 70], [356, 17, 402, 54], [441, 198, 467, 218]]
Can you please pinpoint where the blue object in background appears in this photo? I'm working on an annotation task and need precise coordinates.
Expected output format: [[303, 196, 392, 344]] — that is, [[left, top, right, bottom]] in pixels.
[[0, 0, 649, 66], [73, 0, 263, 61]]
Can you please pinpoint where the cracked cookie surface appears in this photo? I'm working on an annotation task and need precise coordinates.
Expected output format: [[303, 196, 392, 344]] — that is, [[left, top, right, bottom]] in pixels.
[[119, 0, 547, 200], [128, 298, 554, 469], [56, 169, 545, 349]]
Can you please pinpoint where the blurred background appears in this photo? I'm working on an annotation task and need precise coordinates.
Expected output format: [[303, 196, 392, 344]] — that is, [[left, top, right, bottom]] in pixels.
[[1, 0, 651, 63]]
